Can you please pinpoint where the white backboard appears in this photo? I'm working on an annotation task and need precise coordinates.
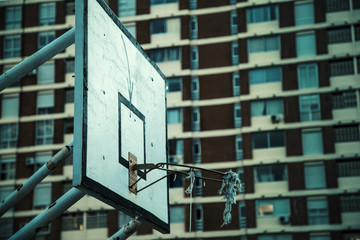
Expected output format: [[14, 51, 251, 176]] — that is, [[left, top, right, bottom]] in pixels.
[[73, 0, 169, 233]]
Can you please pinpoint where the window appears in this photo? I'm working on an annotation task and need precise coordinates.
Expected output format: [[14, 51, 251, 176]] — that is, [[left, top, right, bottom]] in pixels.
[[247, 5, 278, 23], [248, 36, 280, 53], [249, 67, 282, 84], [190, 46, 198, 69], [151, 47, 180, 63], [337, 160, 360, 177], [151, 0, 177, 5], [168, 139, 183, 163], [39, 2, 56, 26], [234, 103, 241, 128], [310, 233, 331, 240], [232, 41, 239, 65], [305, 163, 326, 189], [4, 35, 21, 59], [334, 125, 360, 142], [0, 157, 15, 180], [252, 131, 285, 149], [126, 24, 136, 39], [170, 206, 184, 223], [36, 120, 54, 145], [65, 88, 74, 103], [194, 171, 202, 196], [190, 16, 197, 39], [87, 211, 107, 229], [167, 108, 182, 124], [66, 1, 75, 15], [237, 168, 245, 192], [192, 107, 200, 131], [37, 92, 54, 114], [307, 198, 329, 225], [299, 94, 321, 121], [64, 118, 74, 135], [231, 11, 238, 35], [343, 233, 360, 240], [0, 124, 18, 149], [258, 234, 292, 240], [38, 31, 55, 49], [62, 212, 84, 231], [325, 0, 349, 12], [233, 72, 240, 96], [235, 135, 243, 160], [340, 194, 360, 212], [65, 58, 75, 73], [332, 91, 357, 109], [33, 183, 51, 209], [189, 0, 197, 9], [1, 96, 19, 118], [0, 218, 13, 239], [327, 26, 352, 44], [329, 59, 354, 76], [255, 164, 287, 182], [189, 77, 199, 100], [194, 204, 203, 231], [166, 77, 182, 92], [251, 99, 283, 116], [118, 0, 136, 17], [298, 63, 318, 89], [302, 129, 323, 155], [296, 33, 316, 57], [239, 201, 246, 228], [192, 139, 201, 163], [354, 0, 360, 8], [295, 2, 314, 26], [38, 63, 55, 84], [257, 198, 290, 217], [150, 18, 179, 34], [5, 6, 22, 29], [170, 172, 183, 188], [356, 25, 360, 41]]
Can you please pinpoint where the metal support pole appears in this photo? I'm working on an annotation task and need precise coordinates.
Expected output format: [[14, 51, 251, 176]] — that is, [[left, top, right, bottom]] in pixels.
[[0, 140, 74, 217], [0, 27, 75, 92], [9, 187, 85, 240], [108, 218, 142, 240]]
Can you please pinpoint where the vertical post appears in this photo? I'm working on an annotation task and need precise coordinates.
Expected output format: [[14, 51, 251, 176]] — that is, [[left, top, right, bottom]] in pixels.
[[107, 218, 141, 240]]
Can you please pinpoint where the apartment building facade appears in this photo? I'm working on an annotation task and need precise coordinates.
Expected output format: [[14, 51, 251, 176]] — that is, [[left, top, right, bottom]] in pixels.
[[0, 0, 360, 239]]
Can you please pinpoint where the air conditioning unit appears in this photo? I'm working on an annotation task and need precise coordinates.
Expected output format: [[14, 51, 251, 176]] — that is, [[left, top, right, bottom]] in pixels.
[[271, 114, 281, 123], [279, 215, 290, 224], [25, 157, 35, 166]]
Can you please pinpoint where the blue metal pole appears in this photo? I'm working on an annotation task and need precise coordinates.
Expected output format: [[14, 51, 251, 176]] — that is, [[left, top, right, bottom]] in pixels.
[[108, 218, 141, 240]]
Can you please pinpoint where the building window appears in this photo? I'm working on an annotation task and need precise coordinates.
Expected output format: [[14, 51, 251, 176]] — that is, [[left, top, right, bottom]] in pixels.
[[249, 67, 282, 84], [332, 91, 357, 109], [118, 0, 136, 17], [337, 160, 360, 177], [39, 2, 56, 26], [151, 47, 180, 63], [166, 77, 182, 92], [66, 1, 75, 15], [0, 218, 13, 239], [246, 5, 278, 23], [232, 41, 239, 65], [310, 233, 331, 240], [299, 94, 321, 122], [302, 129, 323, 155], [296, 32, 316, 57], [258, 235, 292, 240], [252, 131, 285, 149], [231, 11, 238, 35], [167, 108, 182, 124], [192, 139, 201, 164], [329, 59, 354, 76], [334, 125, 360, 142], [33, 183, 51, 209], [38, 63, 55, 84], [307, 198, 329, 225], [168, 139, 183, 164], [190, 16, 197, 40], [325, 0, 350, 12], [194, 204, 203, 231], [255, 164, 287, 182], [239, 201, 246, 228], [5, 6, 22, 30], [305, 163, 326, 189], [344, 233, 360, 240], [340, 194, 360, 212], [150, 18, 179, 34], [298, 63, 318, 89], [125, 24, 136, 39], [4, 35, 21, 59], [65, 58, 75, 73], [295, 2, 314, 26], [64, 118, 74, 135], [151, 0, 178, 5], [194, 171, 202, 196], [354, 0, 360, 8], [191, 77, 199, 100], [192, 107, 200, 131], [327, 26, 352, 44], [257, 198, 290, 217], [36, 120, 54, 145], [37, 92, 54, 114], [65, 88, 74, 103], [235, 135, 243, 160], [248, 36, 280, 54], [62, 212, 84, 231], [190, 46, 198, 69], [355, 25, 360, 41], [0, 124, 18, 149], [87, 211, 107, 229], [234, 103, 241, 128], [251, 99, 283, 117], [1, 96, 19, 118], [189, 0, 197, 9], [233, 72, 240, 96], [170, 206, 184, 223], [0, 157, 15, 180], [38, 31, 55, 49]]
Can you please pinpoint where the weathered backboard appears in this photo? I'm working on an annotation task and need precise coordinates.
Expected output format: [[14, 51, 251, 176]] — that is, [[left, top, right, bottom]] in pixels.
[[73, 0, 169, 233]]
